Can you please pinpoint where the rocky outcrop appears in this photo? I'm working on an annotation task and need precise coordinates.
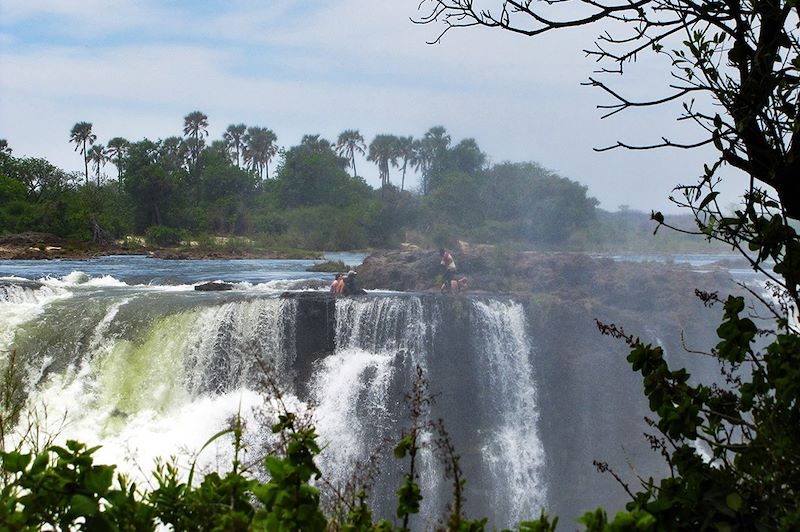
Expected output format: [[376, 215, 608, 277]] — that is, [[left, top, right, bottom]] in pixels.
[[194, 282, 235, 291], [0, 279, 46, 302], [357, 248, 736, 302], [0, 279, 45, 291]]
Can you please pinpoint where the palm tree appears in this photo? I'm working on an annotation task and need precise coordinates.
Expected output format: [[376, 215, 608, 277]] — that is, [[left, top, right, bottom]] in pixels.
[[106, 137, 129, 186], [223, 124, 247, 167], [86, 144, 107, 186], [182, 111, 209, 167], [415, 126, 451, 194], [243, 127, 278, 179], [368, 134, 399, 189], [300, 134, 334, 153], [160, 136, 191, 172], [424, 126, 451, 152], [393, 136, 415, 192], [69, 121, 96, 185], [335, 130, 366, 177]]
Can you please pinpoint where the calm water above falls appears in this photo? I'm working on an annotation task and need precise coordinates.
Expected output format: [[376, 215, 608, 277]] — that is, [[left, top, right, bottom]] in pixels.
[[0, 252, 367, 285]]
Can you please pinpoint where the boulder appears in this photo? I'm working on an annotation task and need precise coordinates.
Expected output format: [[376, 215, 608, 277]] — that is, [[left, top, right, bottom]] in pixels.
[[194, 281, 235, 291]]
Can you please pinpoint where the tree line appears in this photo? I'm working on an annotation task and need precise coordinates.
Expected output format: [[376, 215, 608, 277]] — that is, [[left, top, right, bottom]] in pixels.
[[0, 114, 601, 250]]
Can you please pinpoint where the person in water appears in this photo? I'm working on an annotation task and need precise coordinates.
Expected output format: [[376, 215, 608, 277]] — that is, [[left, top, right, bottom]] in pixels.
[[439, 247, 457, 287], [330, 273, 343, 293], [335, 274, 346, 294]]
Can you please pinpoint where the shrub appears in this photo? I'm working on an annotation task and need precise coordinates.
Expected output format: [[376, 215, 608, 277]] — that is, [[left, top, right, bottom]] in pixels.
[[306, 259, 349, 272], [145, 225, 185, 247]]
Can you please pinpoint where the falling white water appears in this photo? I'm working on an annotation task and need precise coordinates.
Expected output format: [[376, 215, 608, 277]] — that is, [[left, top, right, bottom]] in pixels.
[[312, 347, 396, 482], [7, 295, 300, 486], [0, 281, 69, 353], [183, 298, 296, 395], [471, 299, 546, 522], [334, 296, 429, 355], [311, 296, 448, 527], [313, 297, 429, 479]]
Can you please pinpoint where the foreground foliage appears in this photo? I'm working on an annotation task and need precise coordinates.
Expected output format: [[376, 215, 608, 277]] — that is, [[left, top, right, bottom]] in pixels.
[[0, 368, 557, 531]]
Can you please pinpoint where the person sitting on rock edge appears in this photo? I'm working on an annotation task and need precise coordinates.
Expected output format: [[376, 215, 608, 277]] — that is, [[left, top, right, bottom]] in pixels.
[[344, 270, 359, 295], [330, 273, 343, 294], [335, 274, 346, 294]]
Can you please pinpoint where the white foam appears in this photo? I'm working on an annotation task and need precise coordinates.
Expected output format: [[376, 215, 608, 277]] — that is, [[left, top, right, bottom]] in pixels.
[[472, 299, 546, 521], [312, 347, 396, 482], [0, 282, 71, 352]]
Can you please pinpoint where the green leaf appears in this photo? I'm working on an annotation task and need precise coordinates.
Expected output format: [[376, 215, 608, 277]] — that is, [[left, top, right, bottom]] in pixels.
[[698, 191, 719, 211], [69, 493, 98, 516], [85, 465, 115, 494], [0, 452, 31, 473], [726, 492, 743, 511], [394, 435, 412, 459], [30, 452, 49, 475], [712, 130, 723, 150]]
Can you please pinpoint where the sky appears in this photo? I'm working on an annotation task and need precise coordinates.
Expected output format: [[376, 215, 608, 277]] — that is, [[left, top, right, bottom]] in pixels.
[[0, 0, 748, 213]]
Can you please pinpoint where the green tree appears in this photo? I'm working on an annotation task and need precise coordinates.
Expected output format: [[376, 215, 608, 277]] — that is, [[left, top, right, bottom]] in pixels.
[[106, 137, 129, 187], [0, 139, 10, 155], [69, 122, 96, 186], [196, 149, 257, 233], [393, 136, 415, 192], [275, 135, 366, 208], [223, 123, 247, 168], [86, 144, 107, 186], [124, 139, 182, 229], [182, 111, 209, 168], [415, 126, 450, 194], [336, 129, 367, 177], [159, 136, 189, 173], [448, 138, 485, 176], [0, 155, 73, 202], [367, 134, 398, 189], [243, 126, 278, 179]]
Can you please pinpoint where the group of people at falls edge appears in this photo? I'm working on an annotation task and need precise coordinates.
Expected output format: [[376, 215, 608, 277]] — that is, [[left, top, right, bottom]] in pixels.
[[330, 270, 365, 295], [329, 248, 467, 295]]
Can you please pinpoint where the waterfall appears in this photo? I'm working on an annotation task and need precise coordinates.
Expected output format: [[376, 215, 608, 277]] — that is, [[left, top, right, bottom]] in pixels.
[[4, 285, 546, 529], [311, 296, 442, 525], [471, 299, 546, 522], [6, 293, 299, 476]]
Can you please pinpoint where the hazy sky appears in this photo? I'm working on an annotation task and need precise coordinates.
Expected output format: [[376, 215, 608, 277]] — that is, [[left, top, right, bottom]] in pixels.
[[0, 0, 747, 213]]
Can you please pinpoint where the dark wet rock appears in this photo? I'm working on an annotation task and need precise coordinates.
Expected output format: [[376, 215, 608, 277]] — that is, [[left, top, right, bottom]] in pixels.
[[0, 279, 47, 302], [195, 281, 235, 291], [0, 279, 45, 291]]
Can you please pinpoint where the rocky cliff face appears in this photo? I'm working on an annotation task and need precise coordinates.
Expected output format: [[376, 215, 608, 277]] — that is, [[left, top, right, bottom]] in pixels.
[[354, 249, 741, 521]]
